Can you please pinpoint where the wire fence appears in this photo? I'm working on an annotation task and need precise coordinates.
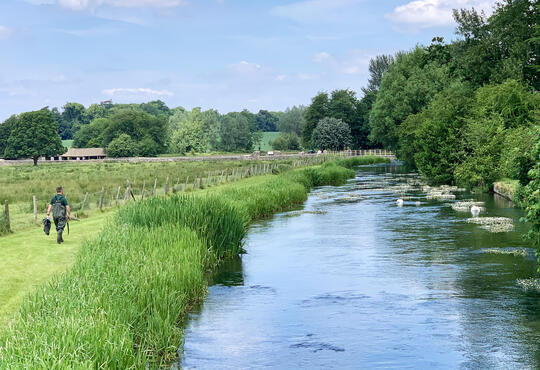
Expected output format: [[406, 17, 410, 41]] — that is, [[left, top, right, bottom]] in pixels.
[[2, 153, 358, 234]]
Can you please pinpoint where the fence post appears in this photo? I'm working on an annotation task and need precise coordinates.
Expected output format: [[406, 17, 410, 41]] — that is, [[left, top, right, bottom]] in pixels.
[[115, 187, 121, 206], [33, 196, 37, 224], [81, 192, 88, 211], [98, 187, 105, 210], [141, 181, 146, 200], [124, 180, 131, 201], [164, 176, 169, 195], [185, 176, 189, 190], [4, 200, 10, 231]]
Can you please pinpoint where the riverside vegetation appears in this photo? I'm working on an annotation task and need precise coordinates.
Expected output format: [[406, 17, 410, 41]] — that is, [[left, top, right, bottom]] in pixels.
[[0, 157, 387, 368]]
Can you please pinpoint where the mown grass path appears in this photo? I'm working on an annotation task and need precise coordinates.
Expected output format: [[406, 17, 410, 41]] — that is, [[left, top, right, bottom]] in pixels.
[[0, 210, 114, 327]]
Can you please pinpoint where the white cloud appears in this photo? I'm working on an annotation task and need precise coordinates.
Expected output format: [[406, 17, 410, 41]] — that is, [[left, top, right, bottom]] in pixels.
[[0, 25, 13, 39], [102, 87, 173, 96], [386, 0, 496, 29], [312, 50, 371, 75], [227, 61, 262, 74], [271, 0, 360, 24]]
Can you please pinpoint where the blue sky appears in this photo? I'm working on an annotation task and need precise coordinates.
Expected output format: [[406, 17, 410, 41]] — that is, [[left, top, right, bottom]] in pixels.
[[0, 0, 497, 120]]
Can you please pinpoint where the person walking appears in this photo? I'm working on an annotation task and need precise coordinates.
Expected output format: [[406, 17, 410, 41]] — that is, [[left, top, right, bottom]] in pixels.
[[46, 186, 71, 244]]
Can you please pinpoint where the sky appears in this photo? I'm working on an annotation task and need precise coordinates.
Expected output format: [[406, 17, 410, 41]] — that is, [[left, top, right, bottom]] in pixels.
[[0, 0, 498, 120]]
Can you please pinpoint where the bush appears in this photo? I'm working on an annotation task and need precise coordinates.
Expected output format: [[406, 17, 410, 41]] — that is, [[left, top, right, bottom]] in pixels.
[[106, 134, 138, 158], [270, 132, 300, 151]]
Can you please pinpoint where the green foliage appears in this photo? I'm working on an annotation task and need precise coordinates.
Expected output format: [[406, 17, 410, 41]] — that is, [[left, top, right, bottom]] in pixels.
[[369, 47, 451, 150], [303, 92, 329, 147], [3, 109, 65, 165], [0, 115, 17, 157], [311, 117, 352, 150], [106, 134, 138, 158], [363, 54, 395, 94], [169, 108, 209, 154], [412, 82, 472, 184], [219, 112, 253, 152], [277, 105, 306, 136], [521, 127, 540, 250], [255, 110, 278, 132], [270, 132, 300, 151]]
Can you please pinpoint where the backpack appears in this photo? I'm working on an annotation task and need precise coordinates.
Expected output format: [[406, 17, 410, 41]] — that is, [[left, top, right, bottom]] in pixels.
[[52, 198, 66, 219]]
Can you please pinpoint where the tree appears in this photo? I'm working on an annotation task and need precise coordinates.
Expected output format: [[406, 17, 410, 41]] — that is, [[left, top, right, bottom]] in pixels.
[[311, 117, 352, 150], [328, 89, 364, 149], [252, 131, 264, 151], [106, 134, 138, 158], [303, 92, 329, 147], [277, 105, 306, 136], [369, 47, 451, 150], [0, 115, 17, 157], [219, 113, 253, 152], [140, 100, 170, 117], [270, 132, 300, 151], [3, 109, 65, 165], [73, 118, 108, 148], [363, 54, 395, 94], [60, 102, 87, 139], [255, 110, 278, 131], [169, 108, 208, 154]]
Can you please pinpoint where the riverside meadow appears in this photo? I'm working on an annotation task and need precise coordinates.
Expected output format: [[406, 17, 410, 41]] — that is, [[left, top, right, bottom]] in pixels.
[[0, 156, 389, 367]]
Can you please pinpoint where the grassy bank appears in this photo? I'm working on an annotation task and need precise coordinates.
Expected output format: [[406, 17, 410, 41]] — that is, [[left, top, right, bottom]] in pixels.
[[0, 158, 380, 367]]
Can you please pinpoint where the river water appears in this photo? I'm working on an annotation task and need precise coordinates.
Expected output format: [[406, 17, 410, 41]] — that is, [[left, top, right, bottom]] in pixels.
[[179, 165, 540, 369]]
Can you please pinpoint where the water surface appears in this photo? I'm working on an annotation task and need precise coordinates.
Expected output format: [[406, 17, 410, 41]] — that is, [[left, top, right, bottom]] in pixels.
[[180, 165, 540, 369]]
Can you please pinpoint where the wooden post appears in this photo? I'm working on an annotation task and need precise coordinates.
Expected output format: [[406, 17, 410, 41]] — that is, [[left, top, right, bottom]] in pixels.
[[4, 200, 10, 231], [164, 176, 169, 195], [124, 180, 131, 201], [98, 187, 105, 210], [153, 178, 157, 197], [115, 187, 121, 206], [81, 192, 88, 211], [185, 176, 189, 190], [141, 180, 146, 200], [33, 196, 37, 224]]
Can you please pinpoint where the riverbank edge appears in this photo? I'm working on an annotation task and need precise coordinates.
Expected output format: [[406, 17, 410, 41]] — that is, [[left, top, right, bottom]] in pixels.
[[0, 156, 389, 368], [493, 179, 519, 202]]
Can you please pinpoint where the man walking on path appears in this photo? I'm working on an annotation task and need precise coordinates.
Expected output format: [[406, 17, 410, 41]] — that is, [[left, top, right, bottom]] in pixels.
[[46, 186, 71, 244]]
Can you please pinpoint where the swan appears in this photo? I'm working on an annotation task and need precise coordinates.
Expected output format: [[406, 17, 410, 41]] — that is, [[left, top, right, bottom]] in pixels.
[[415, 201, 421, 207], [396, 198, 404, 207], [471, 205, 481, 217]]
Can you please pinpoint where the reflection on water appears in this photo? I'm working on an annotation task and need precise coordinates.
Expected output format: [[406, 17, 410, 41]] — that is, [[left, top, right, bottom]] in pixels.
[[179, 165, 540, 369]]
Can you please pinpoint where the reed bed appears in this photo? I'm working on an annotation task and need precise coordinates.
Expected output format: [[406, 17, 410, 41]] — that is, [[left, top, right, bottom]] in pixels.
[[0, 158, 368, 368]]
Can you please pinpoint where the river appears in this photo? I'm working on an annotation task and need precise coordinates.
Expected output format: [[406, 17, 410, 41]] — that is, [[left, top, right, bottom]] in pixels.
[[179, 164, 540, 369]]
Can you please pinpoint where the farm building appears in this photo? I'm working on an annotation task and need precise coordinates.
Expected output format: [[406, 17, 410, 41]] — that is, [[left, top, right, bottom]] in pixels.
[[45, 148, 106, 161]]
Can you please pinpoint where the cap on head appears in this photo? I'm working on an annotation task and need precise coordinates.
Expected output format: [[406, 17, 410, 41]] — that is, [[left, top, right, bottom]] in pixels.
[[56, 186, 63, 193]]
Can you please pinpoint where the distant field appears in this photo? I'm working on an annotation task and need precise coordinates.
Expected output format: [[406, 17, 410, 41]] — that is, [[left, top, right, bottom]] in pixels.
[[62, 140, 73, 149], [258, 132, 280, 151]]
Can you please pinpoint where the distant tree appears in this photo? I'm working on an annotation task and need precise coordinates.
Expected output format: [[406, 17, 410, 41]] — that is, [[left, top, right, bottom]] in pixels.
[[328, 89, 365, 148], [363, 54, 395, 94], [106, 134, 138, 158], [303, 92, 329, 147], [270, 132, 300, 151], [311, 117, 352, 151], [169, 108, 208, 154], [3, 109, 65, 165], [252, 130, 264, 151], [0, 115, 17, 157], [240, 109, 257, 132], [277, 105, 306, 136], [219, 113, 253, 152], [140, 100, 170, 117], [84, 104, 107, 123], [73, 118, 108, 148], [255, 110, 278, 131], [60, 102, 87, 139]]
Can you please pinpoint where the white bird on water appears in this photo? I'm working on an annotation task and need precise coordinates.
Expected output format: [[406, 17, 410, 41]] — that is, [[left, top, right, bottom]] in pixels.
[[471, 205, 481, 217], [396, 198, 404, 207]]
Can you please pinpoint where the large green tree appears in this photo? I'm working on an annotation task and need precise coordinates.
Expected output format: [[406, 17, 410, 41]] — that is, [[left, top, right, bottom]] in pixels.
[[277, 105, 306, 136], [311, 117, 352, 150], [303, 92, 329, 147], [219, 113, 253, 152], [255, 110, 278, 132], [3, 109, 65, 165], [0, 115, 17, 157]]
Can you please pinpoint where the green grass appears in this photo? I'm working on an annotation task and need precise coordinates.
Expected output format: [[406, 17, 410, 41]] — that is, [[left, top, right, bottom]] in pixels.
[[258, 131, 280, 151], [62, 140, 73, 149], [0, 157, 379, 368]]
